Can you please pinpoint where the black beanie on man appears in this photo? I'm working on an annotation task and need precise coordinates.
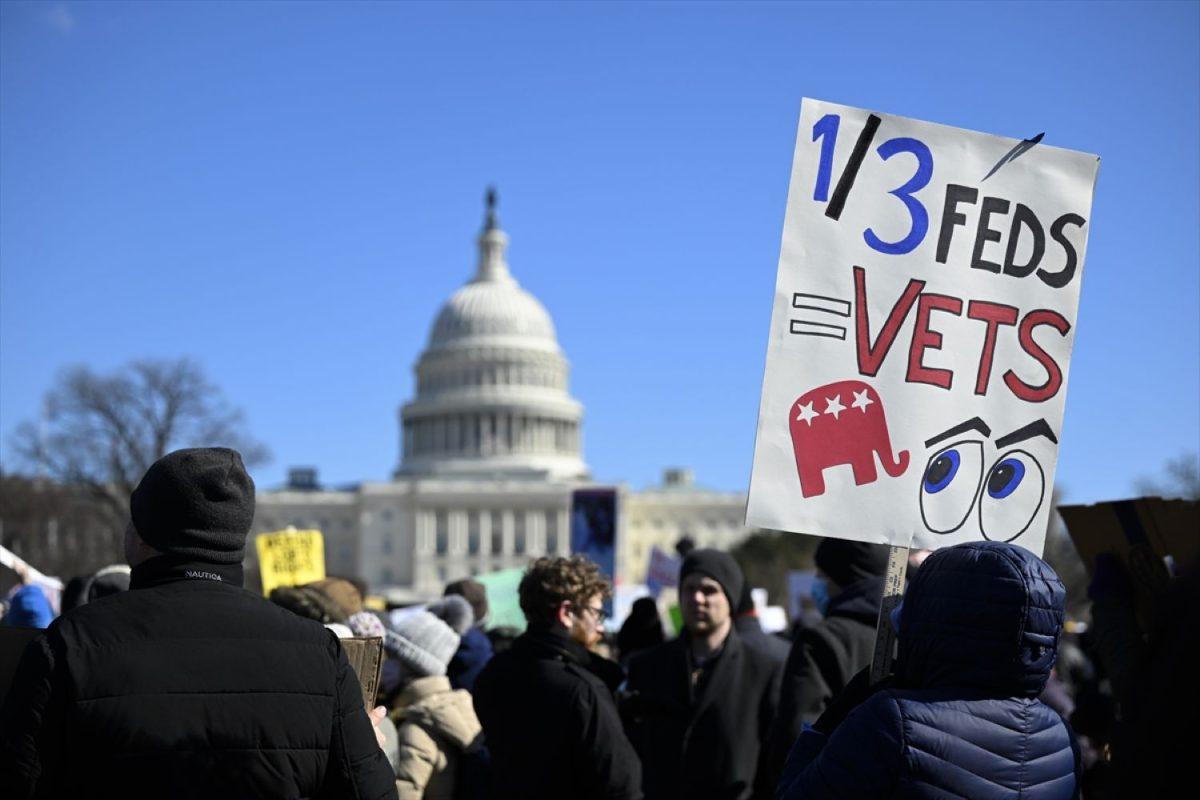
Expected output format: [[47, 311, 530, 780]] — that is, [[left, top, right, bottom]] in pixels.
[[130, 447, 256, 565], [814, 538, 890, 588], [679, 548, 745, 608]]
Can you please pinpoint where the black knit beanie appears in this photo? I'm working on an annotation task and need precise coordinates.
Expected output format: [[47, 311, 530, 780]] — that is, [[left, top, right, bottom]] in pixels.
[[814, 538, 890, 588], [679, 549, 744, 608], [130, 447, 255, 565]]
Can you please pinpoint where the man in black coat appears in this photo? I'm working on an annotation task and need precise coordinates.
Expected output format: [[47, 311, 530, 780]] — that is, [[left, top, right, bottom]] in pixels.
[[623, 549, 784, 800], [761, 538, 888, 792], [0, 448, 398, 800], [733, 582, 791, 665], [472, 555, 642, 800]]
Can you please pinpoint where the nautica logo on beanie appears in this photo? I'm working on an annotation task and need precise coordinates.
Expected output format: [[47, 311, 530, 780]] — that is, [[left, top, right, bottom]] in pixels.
[[130, 447, 256, 565]]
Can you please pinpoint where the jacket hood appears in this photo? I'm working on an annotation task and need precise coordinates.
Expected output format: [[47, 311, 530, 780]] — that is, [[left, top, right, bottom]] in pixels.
[[898, 541, 1064, 697], [825, 575, 884, 625], [398, 676, 482, 751]]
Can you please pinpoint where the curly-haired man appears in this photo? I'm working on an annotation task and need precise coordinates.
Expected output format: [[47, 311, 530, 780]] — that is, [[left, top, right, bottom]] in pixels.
[[473, 555, 642, 800]]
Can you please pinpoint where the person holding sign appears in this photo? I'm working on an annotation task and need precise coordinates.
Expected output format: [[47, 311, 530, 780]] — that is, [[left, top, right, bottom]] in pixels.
[[0, 448, 398, 799], [748, 99, 1099, 558], [762, 538, 889, 789], [776, 541, 1078, 800]]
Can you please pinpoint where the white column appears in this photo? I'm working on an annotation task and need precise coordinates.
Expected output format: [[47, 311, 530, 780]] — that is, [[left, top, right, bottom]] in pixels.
[[416, 511, 434, 555], [502, 510, 515, 562], [529, 508, 545, 555], [558, 509, 571, 555], [451, 510, 468, 555]]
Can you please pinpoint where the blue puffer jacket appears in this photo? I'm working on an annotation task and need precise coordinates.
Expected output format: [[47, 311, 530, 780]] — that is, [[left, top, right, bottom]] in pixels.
[[779, 541, 1079, 800]]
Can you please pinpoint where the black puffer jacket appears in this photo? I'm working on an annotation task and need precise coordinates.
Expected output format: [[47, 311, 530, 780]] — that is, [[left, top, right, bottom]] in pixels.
[[473, 626, 642, 800], [0, 555, 398, 800]]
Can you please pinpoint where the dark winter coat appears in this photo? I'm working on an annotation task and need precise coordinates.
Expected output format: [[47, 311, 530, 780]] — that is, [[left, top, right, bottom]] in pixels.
[[472, 626, 642, 800], [0, 555, 398, 800], [623, 627, 784, 800], [762, 575, 882, 787], [778, 541, 1079, 800], [733, 615, 791, 665], [447, 625, 493, 693]]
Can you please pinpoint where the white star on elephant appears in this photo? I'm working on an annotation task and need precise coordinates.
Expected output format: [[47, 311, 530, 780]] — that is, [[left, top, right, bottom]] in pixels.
[[795, 401, 819, 426], [823, 395, 845, 419], [851, 388, 875, 413]]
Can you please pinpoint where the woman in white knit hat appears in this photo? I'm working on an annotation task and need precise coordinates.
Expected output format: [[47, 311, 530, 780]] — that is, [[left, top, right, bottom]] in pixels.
[[360, 595, 485, 800]]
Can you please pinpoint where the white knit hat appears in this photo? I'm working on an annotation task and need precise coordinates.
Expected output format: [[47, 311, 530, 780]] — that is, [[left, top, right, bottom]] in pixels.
[[389, 596, 473, 677]]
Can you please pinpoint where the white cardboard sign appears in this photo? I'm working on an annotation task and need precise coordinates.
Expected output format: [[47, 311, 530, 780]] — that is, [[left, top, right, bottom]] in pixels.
[[747, 99, 1100, 557]]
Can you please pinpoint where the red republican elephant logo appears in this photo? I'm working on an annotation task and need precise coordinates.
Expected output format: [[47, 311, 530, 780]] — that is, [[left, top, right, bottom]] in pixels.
[[788, 379, 909, 498]]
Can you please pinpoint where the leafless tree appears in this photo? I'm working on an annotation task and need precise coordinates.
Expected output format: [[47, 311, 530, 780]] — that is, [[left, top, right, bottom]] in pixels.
[[1134, 452, 1200, 501], [5, 358, 269, 575]]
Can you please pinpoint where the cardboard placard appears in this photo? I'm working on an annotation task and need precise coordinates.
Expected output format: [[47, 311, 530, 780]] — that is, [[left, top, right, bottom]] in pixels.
[[748, 99, 1100, 557], [1060, 497, 1198, 624], [339, 636, 384, 710], [255, 529, 326, 596]]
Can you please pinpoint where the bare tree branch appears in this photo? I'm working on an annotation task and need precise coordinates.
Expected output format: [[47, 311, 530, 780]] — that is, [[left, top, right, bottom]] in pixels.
[[1134, 452, 1200, 501], [7, 358, 270, 561]]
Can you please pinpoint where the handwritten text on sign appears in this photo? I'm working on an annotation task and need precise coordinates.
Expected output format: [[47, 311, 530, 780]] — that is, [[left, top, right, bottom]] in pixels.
[[747, 99, 1100, 557], [256, 529, 326, 596]]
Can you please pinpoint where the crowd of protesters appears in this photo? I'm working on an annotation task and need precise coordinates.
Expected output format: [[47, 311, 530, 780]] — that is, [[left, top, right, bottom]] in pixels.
[[0, 447, 1192, 799]]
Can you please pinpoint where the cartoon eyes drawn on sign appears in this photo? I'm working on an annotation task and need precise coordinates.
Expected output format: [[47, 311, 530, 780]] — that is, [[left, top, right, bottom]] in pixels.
[[918, 417, 1058, 542], [788, 379, 909, 498]]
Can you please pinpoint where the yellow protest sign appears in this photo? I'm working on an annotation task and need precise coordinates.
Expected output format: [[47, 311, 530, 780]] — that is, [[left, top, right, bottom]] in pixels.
[[256, 529, 326, 596]]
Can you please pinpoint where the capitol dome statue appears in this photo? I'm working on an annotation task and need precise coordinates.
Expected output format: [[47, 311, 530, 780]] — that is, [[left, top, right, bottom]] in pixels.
[[397, 190, 588, 480]]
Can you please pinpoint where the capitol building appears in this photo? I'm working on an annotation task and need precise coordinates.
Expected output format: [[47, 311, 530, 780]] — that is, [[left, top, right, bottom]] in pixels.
[[251, 193, 750, 598]]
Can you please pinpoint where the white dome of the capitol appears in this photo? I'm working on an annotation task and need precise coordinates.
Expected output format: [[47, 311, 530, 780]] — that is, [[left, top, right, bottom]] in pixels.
[[397, 190, 588, 481], [428, 263, 559, 353]]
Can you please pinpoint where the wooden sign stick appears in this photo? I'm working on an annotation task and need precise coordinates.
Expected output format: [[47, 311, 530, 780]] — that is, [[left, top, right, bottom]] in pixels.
[[870, 544, 909, 684]]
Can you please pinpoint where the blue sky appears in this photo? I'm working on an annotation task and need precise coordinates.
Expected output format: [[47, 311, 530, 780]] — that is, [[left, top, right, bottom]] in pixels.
[[1, 1, 1197, 504]]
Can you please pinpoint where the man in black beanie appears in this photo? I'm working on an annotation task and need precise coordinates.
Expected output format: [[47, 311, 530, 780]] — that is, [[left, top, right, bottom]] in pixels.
[[0, 448, 398, 799], [623, 549, 784, 800], [761, 536, 889, 792]]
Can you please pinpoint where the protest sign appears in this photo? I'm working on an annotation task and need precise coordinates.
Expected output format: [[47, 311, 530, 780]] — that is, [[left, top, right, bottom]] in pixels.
[[571, 488, 617, 576], [571, 488, 618, 617], [748, 99, 1100, 558], [255, 529, 326, 596], [1060, 497, 1198, 627], [475, 567, 526, 632], [786, 569, 816, 621], [644, 546, 681, 597], [339, 636, 384, 711]]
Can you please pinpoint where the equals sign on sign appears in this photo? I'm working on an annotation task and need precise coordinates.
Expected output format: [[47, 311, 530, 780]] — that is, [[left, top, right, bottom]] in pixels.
[[790, 292, 852, 340]]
